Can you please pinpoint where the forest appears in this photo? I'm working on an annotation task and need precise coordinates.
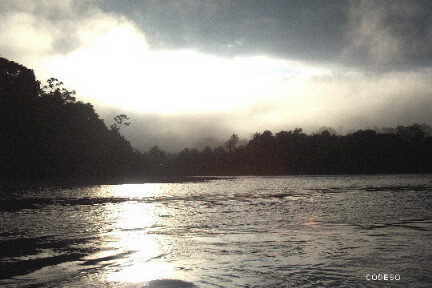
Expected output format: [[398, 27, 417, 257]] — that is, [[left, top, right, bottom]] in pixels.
[[1, 57, 432, 183]]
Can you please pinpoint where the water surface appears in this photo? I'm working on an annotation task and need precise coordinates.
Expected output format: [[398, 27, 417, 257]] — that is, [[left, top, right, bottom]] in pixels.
[[1, 175, 432, 287]]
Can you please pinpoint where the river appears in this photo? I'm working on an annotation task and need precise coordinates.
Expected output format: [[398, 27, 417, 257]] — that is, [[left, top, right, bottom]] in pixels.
[[1, 175, 432, 287]]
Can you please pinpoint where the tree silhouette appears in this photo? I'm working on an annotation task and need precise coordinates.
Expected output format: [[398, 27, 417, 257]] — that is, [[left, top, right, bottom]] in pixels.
[[111, 114, 131, 132], [225, 133, 239, 152], [0, 57, 137, 183]]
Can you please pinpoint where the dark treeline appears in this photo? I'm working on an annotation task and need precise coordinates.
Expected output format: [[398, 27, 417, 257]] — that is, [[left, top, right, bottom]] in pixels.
[[145, 124, 432, 176], [0, 57, 141, 183], [2, 57, 432, 183]]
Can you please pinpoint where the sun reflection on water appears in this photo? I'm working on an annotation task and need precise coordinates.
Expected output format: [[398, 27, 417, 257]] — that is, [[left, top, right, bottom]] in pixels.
[[106, 233, 176, 284], [101, 184, 180, 284], [108, 183, 164, 198]]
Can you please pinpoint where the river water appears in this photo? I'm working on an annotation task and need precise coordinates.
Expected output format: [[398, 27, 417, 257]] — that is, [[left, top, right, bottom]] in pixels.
[[1, 175, 432, 287]]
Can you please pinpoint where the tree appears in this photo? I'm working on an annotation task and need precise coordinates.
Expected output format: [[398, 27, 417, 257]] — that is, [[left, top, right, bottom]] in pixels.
[[111, 114, 131, 132], [0, 57, 137, 182], [315, 126, 337, 136], [41, 78, 76, 104], [225, 133, 239, 152]]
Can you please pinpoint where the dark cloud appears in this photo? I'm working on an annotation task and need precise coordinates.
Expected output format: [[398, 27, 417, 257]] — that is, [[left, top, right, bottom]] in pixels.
[[100, 0, 349, 62], [99, 0, 432, 71], [344, 0, 432, 71], [5, 0, 431, 71]]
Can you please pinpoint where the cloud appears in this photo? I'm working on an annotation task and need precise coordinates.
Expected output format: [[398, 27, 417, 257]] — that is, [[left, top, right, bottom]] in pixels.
[[100, 0, 350, 64], [4, 0, 432, 72], [99, 0, 432, 72], [0, 11, 55, 62], [0, 0, 119, 68], [344, 0, 432, 70]]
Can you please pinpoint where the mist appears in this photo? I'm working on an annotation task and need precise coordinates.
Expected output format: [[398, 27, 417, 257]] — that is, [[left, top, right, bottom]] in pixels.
[[101, 68, 432, 152]]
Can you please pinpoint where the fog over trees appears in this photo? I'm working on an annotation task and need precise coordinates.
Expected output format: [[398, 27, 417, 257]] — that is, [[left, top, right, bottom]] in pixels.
[[2, 57, 432, 183]]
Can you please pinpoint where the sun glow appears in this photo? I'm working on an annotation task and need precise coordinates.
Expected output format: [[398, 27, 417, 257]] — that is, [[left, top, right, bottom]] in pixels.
[[39, 19, 331, 115]]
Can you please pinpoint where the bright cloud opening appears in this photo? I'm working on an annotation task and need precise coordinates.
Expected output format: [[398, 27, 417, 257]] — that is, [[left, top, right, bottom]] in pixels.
[[37, 18, 332, 115]]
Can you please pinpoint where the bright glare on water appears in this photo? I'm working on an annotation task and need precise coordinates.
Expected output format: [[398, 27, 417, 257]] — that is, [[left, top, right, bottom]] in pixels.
[[1, 175, 432, 287]]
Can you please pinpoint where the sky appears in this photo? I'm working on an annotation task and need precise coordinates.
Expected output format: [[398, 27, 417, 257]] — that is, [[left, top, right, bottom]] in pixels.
[[1, 0, 432, 151]]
